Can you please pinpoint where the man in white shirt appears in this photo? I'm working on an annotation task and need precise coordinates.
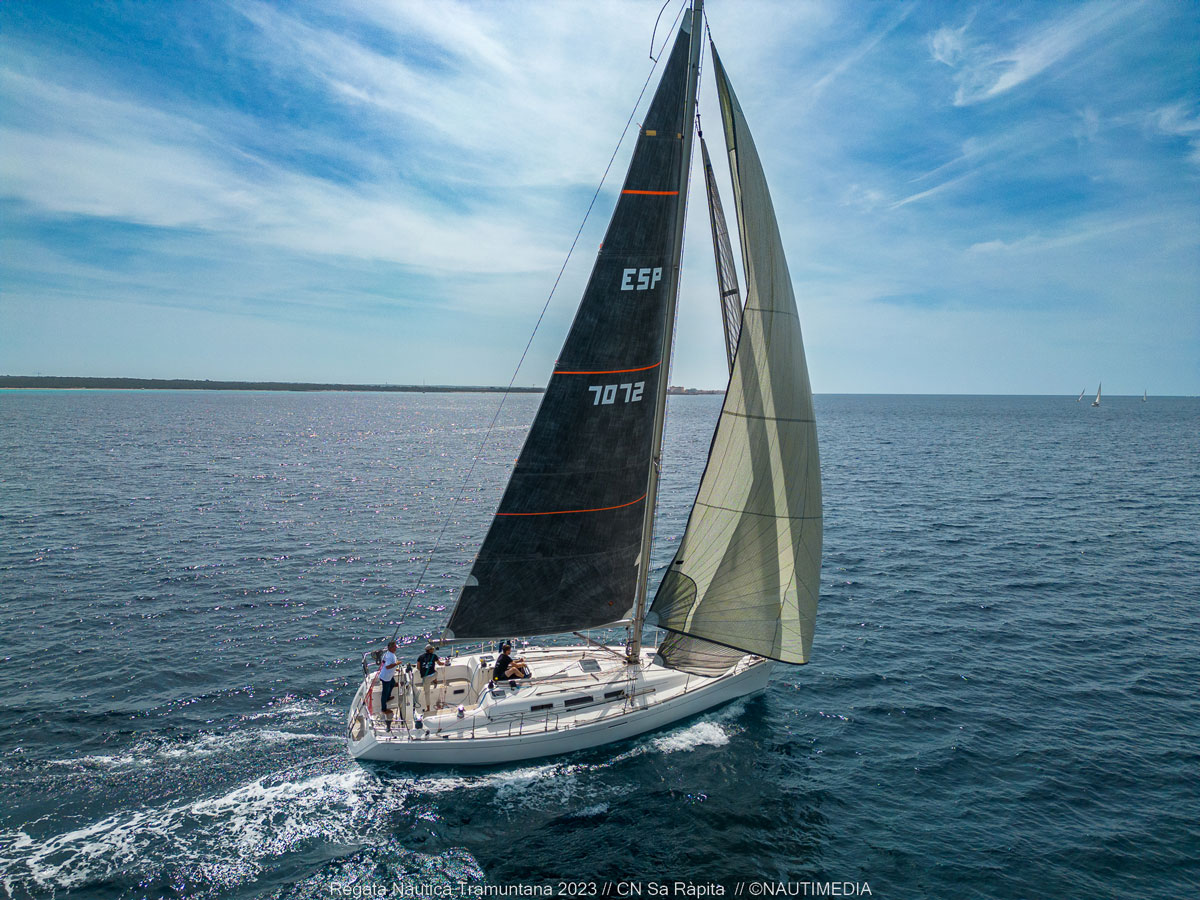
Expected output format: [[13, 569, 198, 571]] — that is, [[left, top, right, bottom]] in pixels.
[[378, 639, 399, 731]]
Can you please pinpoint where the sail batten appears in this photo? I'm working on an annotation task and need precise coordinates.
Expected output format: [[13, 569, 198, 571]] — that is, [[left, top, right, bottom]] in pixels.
[[649, 40, 822, 675]]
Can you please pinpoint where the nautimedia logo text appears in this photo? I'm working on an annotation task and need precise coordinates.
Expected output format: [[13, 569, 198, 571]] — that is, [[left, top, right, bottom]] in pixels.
[[743, 883, 872, 897]]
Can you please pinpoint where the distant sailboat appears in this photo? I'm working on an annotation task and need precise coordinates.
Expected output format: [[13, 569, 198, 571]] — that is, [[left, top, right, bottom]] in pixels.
[[1077, 389, 1086, 402], [1142, 389, 1147, 402], [1091, 384, 1102, 407]]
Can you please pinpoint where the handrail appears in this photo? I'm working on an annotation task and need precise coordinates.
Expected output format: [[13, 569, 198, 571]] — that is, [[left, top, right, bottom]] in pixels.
[[361, 650, 378, 676]]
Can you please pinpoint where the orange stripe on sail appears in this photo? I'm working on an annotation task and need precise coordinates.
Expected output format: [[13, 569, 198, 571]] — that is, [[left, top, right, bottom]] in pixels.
[[621, 189, 679, 195], [554, 361, 661, 375], [497, 493, 647, 517]]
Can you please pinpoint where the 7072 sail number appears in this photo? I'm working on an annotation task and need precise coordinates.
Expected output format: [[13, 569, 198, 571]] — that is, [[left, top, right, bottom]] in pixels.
[[589, 381, 645, 406]]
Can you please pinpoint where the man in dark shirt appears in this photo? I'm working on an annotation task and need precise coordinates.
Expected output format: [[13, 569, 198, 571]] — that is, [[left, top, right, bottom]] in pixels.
[[492, 642, 530, 681], [416, 643, 448, 713]]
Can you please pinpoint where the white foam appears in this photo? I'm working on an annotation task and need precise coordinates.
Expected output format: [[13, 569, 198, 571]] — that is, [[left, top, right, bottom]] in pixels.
[[44, 727, 337, 770], [0, 760, 391, 895], [159, 729, 336, 759], [571, 803, 610, 818], [490, 763, 564, 802], [651, 720, 731, 754], [244, 699, 330, 721], [47, 753, 147, 769]]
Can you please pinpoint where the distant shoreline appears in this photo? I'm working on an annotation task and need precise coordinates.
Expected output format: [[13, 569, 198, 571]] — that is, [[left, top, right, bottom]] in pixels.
[[0, 376, 544, 393], [0, 376, 732, 395]]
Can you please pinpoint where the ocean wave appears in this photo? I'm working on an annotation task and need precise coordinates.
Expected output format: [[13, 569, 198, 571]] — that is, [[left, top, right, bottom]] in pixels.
[[43, 727, 338, 770], [650, 720, 731, 754], [0, 760, 388, 896]]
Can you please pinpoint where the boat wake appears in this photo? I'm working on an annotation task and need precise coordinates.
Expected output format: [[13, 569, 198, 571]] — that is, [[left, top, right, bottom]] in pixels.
[[0, 759, 374, 895], [1, 696, 751, 896], [44, 727, 337, 770]]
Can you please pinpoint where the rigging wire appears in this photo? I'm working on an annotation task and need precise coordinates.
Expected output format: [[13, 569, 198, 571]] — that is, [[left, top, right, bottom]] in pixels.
[[388, 2, 691, 647], [648, 0, 677, 60]]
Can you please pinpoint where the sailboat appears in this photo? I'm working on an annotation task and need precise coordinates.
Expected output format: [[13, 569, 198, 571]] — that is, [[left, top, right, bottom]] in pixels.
[[1077, 389, 1085, 402], [1092, 384, 1102, 407], [347, 0, 821, 765], [1142, 389, 1147, 402]]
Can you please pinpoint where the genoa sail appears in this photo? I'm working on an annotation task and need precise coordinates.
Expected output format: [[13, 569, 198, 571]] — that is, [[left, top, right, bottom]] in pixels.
[[648, 41, 822, 674], [701, 134, 744, 372], [445, 20, 698, 640]]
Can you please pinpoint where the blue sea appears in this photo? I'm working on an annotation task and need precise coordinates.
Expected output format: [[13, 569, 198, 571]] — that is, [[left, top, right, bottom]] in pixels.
[[0, 390, 1197, 899]]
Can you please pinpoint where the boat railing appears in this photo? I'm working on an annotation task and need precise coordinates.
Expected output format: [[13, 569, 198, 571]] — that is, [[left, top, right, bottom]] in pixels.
[[468, 685, 656, 736], [501, 711, 561, 737], [405, 682, 665, 741]]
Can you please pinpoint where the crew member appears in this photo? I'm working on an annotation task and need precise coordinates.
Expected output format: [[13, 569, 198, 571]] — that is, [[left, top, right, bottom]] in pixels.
[[416, 643, 449, 713], [492, 642, 530, 681], [379, 639, 399, 731]]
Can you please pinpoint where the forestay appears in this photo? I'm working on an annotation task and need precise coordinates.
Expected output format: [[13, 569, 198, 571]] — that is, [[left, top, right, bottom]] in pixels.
[[649, 42, 822, 674]]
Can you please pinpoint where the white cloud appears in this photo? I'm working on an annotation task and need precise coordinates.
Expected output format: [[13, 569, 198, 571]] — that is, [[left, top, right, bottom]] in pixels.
[[229, 0, 677, 190], [1150, 102, 1200, 166], [0, 65, 559, 277], [1151, 103, 1200, 137], [808, 3, 915, 103], [1075, 106, 1101, 145], [964, 212, 1170, 255], [929, 20, 970, 67], [932, 2, 1139, 106]]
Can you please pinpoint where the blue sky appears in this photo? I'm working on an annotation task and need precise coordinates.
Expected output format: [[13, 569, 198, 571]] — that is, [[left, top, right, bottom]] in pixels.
[[1, 0, 1197, 394]]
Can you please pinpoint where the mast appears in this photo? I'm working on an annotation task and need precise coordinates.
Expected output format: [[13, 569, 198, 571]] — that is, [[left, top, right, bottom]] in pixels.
[[629, 0, 705, 662]]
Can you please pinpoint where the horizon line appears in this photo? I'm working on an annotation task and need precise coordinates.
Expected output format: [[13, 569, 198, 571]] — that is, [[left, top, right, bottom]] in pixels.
[[0, 376, 1191, 399]]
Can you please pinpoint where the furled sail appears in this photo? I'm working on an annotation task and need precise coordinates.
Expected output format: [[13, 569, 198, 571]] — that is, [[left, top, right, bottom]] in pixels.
[[648, 42, 822, 674], [445, 21, 698, 640], [700, 134, 744, 372]]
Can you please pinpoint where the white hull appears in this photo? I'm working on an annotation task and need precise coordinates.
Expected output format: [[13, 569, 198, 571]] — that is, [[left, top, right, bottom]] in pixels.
[[346, 645, 773, 765]]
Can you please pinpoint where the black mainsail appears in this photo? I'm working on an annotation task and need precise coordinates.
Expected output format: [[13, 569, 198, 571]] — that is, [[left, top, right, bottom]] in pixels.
[[445, 18, 701, 641]]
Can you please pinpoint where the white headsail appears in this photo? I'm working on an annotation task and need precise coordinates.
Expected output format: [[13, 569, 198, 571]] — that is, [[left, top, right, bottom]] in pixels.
[[648, 42, 822, 673]]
